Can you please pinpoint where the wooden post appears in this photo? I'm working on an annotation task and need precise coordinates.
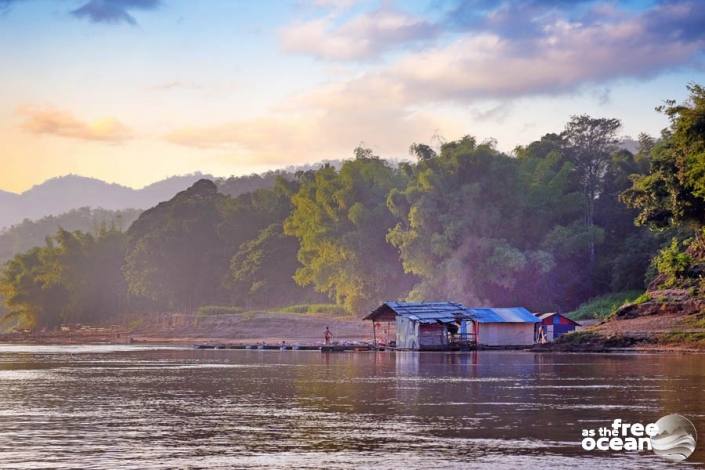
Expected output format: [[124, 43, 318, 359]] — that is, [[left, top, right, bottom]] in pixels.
[[372, 321, 377, 349]]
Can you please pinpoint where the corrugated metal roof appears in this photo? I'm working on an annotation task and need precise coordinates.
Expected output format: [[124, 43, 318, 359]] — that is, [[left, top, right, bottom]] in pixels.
[[366, 301, 539, 324], [369, 301, 470, 323], [466, 307, 540, 323]]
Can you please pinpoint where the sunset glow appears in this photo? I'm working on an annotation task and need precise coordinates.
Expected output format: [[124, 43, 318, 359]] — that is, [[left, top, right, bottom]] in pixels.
[[1, 0, 704, 192]]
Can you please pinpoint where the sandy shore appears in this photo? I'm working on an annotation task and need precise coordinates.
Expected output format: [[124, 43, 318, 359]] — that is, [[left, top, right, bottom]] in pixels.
[[0, 311, 374, 346], [2, 309, 704, 352]]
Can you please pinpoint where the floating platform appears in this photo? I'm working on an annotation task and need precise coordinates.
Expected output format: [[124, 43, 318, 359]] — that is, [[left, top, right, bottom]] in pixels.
[[193, 343, 380, 352]]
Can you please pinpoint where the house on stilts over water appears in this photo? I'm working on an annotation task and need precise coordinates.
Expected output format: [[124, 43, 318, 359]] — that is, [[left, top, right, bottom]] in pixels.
[[364, 301, 540, 350]]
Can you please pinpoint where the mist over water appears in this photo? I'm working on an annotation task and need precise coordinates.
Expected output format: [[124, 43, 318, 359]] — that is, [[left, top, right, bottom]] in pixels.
[[0, 347, 703, 469]]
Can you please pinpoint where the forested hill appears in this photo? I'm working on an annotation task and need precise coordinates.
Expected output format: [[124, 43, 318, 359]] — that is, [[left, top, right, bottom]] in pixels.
[[0, 174, 206, 230], [2, 84, 703, 331], [0, 171, 296, 230], [0, 208, 142, 263]]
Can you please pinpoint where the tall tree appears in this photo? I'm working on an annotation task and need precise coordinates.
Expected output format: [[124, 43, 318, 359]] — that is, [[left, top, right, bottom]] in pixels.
[[123, 180, 232, 311], [388, 136, 549, 307], [0, 228, 128, 330], [228, 223, 320, 308], [561, 115, 621, 266], [284, 149, 412, 313]]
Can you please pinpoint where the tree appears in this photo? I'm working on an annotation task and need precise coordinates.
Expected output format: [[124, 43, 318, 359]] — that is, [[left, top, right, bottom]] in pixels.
[[620, 84, 705, 292], [0, 246, 65, 329], [561, 115, 621, 266], [284, 151, 412, 313], [0, 228, 128, 330], [123, 177, 306, 312], [228, 223, 319, 308], [0, 207, 140, 263], [622, 84, 705, 230], [388, 136, 551, 307], [123, 180, 232, 311], [409, 143, 437, 161]]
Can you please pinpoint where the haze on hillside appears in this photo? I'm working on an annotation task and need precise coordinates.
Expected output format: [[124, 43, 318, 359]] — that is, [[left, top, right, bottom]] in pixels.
[[1, 0, 705, 333]]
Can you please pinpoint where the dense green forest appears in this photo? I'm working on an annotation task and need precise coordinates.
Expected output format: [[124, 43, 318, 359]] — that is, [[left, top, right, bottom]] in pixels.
[[2, 84, 704, 330], [0, 207, 141, 263], [0, 171, 303, 265]]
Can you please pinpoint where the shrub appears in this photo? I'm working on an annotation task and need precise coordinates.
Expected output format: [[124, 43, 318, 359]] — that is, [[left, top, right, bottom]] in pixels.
[[653, 238, 693, 287], [197, 305, 246, 316], [660, 331, 705, 345], [278, 304, 348, 315], [566, 290, 643, 320], [556, 331, 603, 345]]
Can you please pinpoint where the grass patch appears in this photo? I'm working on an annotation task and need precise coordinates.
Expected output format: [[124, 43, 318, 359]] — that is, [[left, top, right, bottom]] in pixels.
[[197, 305, 246, 316], [566, 290, 644, 321], [555, 331, 604, 345], [127, 317, 144, 331], [556, 330, 648, 348], [277, 303, 348, 315], [660, 331, 705, 345], [683, 313, 705, 330]]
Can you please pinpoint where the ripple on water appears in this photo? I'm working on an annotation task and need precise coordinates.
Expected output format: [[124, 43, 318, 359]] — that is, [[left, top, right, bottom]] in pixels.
[[0, 348, 701, 469]]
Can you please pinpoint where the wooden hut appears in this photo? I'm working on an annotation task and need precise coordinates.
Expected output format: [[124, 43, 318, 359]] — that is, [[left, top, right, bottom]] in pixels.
[[535, 312, 581, 342], [364, 301, 475, 350], [365, 302, 540, 350]]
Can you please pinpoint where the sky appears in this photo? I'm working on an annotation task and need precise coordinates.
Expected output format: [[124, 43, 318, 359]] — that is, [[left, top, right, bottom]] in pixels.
[[0, 0, 704, 193]]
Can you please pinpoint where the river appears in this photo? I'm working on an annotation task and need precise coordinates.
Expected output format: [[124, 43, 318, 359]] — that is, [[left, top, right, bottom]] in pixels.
[[0, 345, 703, 468]]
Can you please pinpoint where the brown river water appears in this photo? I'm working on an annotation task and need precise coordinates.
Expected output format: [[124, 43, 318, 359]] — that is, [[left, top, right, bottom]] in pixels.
[[0, 345, 703, 469]]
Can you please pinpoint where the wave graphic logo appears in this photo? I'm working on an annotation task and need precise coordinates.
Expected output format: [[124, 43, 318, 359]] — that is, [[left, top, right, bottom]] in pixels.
[[651, 414, 698, 462]]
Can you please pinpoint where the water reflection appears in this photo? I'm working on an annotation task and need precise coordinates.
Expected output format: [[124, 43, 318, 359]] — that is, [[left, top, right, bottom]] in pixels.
[[0, 347, 703, 469]]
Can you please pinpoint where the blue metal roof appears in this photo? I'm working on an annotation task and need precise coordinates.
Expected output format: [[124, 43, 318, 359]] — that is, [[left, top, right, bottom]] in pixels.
[[465, 307, 540, 323], [366, 302, 539, 324]]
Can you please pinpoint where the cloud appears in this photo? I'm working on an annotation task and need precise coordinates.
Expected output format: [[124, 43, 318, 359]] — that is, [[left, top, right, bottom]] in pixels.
[[312, 0, 358, 10], [365, 0, 705, 101], [164, 79, 458, 164], [446, 0, 595, 38], [165, 0, 705, 163], [281, 0, 704, 98], [71, 0, 160, 25], [470, 102, 514, 123], [280, 6, 438, 60], [592, 88, 611, 106], [19, 106, 133, 143], [641, 0, 705, 43], [165, 0, 705, 164]]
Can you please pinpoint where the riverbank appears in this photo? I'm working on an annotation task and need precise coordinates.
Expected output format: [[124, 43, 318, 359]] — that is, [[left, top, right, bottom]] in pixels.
[[2, 307, 704, 353], [533, 309, 705, 352], [0, 310, 372, 346]]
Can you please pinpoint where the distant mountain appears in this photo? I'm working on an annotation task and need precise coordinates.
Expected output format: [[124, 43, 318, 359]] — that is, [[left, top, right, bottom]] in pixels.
[[0, 173, 212, 230], [0, 189, 19, 201], [618, 137, 641, 154], [0, 161, 343, 230]]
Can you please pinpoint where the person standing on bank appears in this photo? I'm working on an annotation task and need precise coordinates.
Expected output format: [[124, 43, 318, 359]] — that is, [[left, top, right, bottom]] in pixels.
[[324, 326, 333, 345]]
